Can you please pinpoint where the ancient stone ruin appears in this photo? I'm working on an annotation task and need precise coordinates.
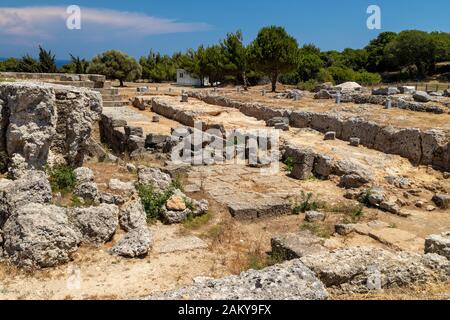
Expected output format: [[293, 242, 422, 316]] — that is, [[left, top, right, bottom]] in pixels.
[[0, 77, 449, 300]]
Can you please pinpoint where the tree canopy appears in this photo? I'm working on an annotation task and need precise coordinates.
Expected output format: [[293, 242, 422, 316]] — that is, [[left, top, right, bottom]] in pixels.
[[87, 50, 142, 86], [248, 26, 299, 91]]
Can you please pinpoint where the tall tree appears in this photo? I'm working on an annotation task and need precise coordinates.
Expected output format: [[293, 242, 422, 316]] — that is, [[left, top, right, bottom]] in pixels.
[[38, 46, 57, 73], [365, 32, 397, 72], [248, 26, 299, 92], [385, 30, 436, 78], [87, 50, 142, 87], [221, 30, 249, 89]]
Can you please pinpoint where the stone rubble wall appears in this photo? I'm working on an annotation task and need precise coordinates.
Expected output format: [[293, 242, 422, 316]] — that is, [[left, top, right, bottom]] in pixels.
[[99, 113, 171, 155], [189, 92, 450, 172], [0, 72, 105, 82], [0, 82, 102, 170]]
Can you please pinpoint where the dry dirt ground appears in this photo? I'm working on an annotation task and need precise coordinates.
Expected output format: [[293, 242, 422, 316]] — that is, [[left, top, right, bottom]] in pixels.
[[0, 83, 449, 300]]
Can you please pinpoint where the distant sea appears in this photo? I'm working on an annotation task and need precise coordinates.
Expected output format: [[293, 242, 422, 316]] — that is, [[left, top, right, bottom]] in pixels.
[[0, 57, 70, 68]]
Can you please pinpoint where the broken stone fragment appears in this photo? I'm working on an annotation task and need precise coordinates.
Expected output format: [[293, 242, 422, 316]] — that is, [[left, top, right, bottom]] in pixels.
[[137, 167, 172, 191], [73, 181, 99, 202], [2, 203, 80, 268], [166, 194, 187, 211], [432, 194, 450, 209], [68, 204, 119, 245], [74, 167, 94, 184], [413, 91, 431, 103], [324, 131, 336, 141], [425, 232, 450, 260], [349, 137, 360, 147], [339, 173, 369, 189], [108, 179, 135, 193], [335, 223, 355, 236], [119, 198, 147, 232], [305, 211, 326, 222], [110, 227, 153, 258], [271, 231, 327, 261], [0, 170, 52, 227]]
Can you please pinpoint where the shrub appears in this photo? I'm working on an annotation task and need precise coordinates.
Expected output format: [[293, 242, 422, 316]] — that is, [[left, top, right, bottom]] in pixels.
[[283, 156, 294, 173], [137, 183, 176, 221], [297, 79, 318, 91], [46, 164, 77, 194], [183, 212, 212, 230], [315, 68, 334, 83], [293, 191, 324, 214], [354, 70, 382, 85]]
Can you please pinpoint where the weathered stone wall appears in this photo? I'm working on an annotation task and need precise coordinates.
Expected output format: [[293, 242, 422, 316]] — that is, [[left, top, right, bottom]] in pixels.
[[0, 72, 105, 83], [190, 93, 450, 172], [0, 82, 102, 170], [151, 98, 197, 127]]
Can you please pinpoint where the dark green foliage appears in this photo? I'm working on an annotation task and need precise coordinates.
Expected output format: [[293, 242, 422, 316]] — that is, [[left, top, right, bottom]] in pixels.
[[139, 50, 178, 82], [60, 54, 89, 74], [385, 30, 438, 78], [137, 183, 176, 221], [221, 30, 250, 88], [38, 46, 57, 73], [0, 58, 20, 72], [283, 156, 294, 173], [16, 54, 41, 73], [248, 26, 299, 91], [293, 191, 324, 214], [87, 50, 142, 86], [46, 164, 77, 194], [365, 32, 398, 72]]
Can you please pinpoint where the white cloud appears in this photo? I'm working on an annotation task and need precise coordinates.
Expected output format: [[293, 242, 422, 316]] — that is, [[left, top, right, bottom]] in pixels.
[[0, 6, 211, 39]]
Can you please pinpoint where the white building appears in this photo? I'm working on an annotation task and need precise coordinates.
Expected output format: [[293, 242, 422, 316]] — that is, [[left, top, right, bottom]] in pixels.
[[176, 69, 209, 87]]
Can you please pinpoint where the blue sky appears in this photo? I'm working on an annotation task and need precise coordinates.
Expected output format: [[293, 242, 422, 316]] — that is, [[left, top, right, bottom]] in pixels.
[[0, 0, 449, 59]]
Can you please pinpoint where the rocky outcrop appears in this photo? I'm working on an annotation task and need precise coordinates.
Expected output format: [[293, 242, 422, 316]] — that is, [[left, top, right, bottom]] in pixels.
[[137, 167, 172, 191], [271, 231, 327, 260], [119, 198, 148, 232], [68, 204, 119, 245], [300, 247, 449, 293], [0, 82, 102, 170], [2, 203, 80, 268], [147, 259, 329, 300], [110, 227, 153, 258], [425, 232, 450, 259], [0, 170, 52, 227]]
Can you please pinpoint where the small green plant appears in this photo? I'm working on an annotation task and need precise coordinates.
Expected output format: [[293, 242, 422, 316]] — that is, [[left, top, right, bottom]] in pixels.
[[69, 196, 96, 208], [360, 189, 372, 206], [184, 197, 195, 211], [171, 176, 184, 192], [300, 222, 333, 239], [46, 164, 77, 194], [340, 205, 364, 224], [70, 196, 83, 208], [137, 183, 176, 221], [183, 212, 212, 230], [293, 191, 324, 214], [283, 156, 294, 173], [246, 250, 268, 271]]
